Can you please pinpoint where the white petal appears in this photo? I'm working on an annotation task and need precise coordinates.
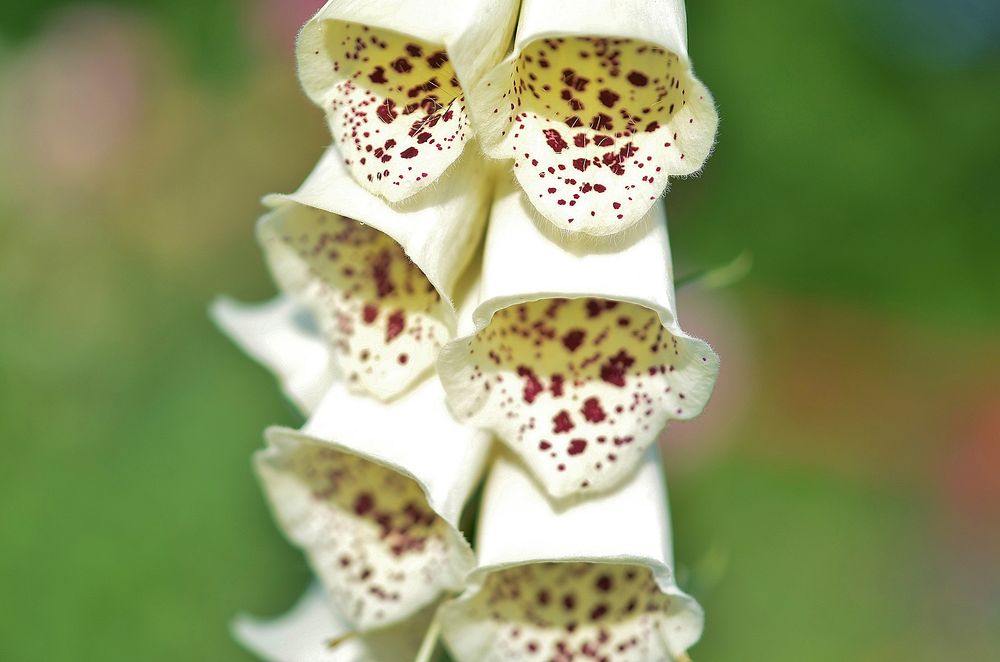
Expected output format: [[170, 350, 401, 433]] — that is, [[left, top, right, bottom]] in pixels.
[[470, 0, 717, 235], [440, 448, 702, 661], [297, 0, 519, 200], [260, 145, 491, 401], [234, 582, 434, 662], [256, 376, 491, 631], [210, 296, 336, 415], [437, 177, 718, 498]]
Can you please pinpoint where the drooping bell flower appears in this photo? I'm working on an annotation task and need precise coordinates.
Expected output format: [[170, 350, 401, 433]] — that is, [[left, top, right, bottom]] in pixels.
[[234, 582, 436, 662], [470, 0, 717, 235], [257, 375, 490, 631], [257, 145, 492, 401], [437, 175, 718, 498], [440, 448, 702, 661], [297, 0, 520, 200]]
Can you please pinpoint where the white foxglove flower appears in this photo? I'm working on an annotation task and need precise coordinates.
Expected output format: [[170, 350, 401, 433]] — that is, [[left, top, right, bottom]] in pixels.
[[297, 0, 520, 200], [470, 0, 717, 235], [440, 449, 702, 661], [255, 375, 491, 631], [212, 295, 336, 415], [234, 583, 435, 662], [437, 176, 718, 498], [258, 145, 492, 401]]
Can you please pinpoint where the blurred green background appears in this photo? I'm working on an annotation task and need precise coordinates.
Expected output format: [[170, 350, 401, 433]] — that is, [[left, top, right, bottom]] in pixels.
[[1, 0, 998, 660]]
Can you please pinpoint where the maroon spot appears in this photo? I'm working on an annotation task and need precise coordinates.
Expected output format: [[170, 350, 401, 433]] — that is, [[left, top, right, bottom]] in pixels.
[[645, 121, 660, 132], [353, 492, 375, 516], [572, 158, 590, 172], [391, 57, 412, 73], [385, 310, 405, 343], [600, 349, 636, 387], [543, 128, 568, 153], [376, 99, 398, 124], [426, 50, 448, 68], [561, 329, 586, 352], [567, 439, 588, 456], [539, 441, 552, 451], [537, 590, 550, 605], [362, 304, 379, 324], [593, 135, 614, 147], [550, 373, 565, 397], [627, 71, 649, 87], [405, 44, 423, 57], [553, 410, 574, 434], [573, 133, 589, 147], [397, 353, 409, 365], [581, 397, 607, 423], [369, 66, 388, 84], [594, 184, 607, 193], [589, 113, 613, 131], [598, 89, 620, 108], [400, 146, 419, 158], [517, 365, 544, 404], [590, 604, 609, 620], [595, 574, 613, 592]]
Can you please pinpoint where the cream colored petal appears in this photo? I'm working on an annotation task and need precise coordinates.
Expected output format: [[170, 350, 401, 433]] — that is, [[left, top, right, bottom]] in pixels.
[[297, 0, 519, 200], [211, 295, 335, 415], [260, 145, 491, 401], [437, 176, 718, 498], [256, 376, 491, 631], [440, 448, 702, 661], [233, 583, 435, 662], [470, 0, 717, 235]]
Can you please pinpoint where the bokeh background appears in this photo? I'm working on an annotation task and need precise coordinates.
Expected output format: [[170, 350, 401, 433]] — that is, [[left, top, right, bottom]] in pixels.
[[1, 1, 998, 660]]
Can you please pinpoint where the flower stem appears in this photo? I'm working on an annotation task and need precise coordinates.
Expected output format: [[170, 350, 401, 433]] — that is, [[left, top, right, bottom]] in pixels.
[[414, 613, 442, 662]]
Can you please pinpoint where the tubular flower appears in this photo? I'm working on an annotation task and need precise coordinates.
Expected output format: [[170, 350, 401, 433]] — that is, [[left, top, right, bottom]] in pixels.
[[257, 375, 490, 631], [440, 449, 702, 661], [234, 583, 435, 662], [297, 0, 520, 201], [257, 145, 491, 401], [470, 0, 718, 235], [437, 176, 718, 498]]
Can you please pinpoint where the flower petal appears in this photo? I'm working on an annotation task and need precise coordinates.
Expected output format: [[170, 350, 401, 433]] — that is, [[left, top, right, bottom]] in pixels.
[[437, 177, 718, 498], [471, 0, 717, 235], [256, 376, 491, 631], [297, 0, 519, 200], [233, 582, 434, 662], [211, 295, 335, 415], [260, 146, 491, 401], [440, 449, 702, 661]]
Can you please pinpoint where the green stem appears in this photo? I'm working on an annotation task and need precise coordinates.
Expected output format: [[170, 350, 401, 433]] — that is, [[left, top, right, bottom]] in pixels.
[[413, 613, 442, 662]]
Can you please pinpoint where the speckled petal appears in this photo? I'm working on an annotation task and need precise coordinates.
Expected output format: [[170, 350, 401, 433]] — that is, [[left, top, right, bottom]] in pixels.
[[440, 449, 702, 661], [257, 377, 491, 631], [211, 296, 335, 415], [471, 0, 717, 235], [298, 0, 518, 201], [233, 583, 435, 662], [437, 177, 718, 498], [259, 146, 491, 401]]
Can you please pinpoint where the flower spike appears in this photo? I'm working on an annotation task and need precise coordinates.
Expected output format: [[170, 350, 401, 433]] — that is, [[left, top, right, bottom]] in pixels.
[[470, 0, 717, 235], [259, 145, 492, 401], [255, 376, 491, 631], [437, 176, 718, 499], [234, 583, 436, 662], [298, 0, 520, 201], [440, 449, 703, 661]]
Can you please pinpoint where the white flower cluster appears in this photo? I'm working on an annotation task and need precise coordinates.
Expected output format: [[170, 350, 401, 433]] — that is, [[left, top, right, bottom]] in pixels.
[[214, 1, 719, 660]]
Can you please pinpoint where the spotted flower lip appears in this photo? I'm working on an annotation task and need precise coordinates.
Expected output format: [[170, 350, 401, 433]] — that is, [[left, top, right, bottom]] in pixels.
[[234, 582, 435, 662], [297, 0, 520, 201], [211, 295, 336, 415], [256, 375, 491, 632], [469, 0, 717, 236], [437, 175, 719, 499], [257, 145, 492, 401], [440, 448, 703, 661]]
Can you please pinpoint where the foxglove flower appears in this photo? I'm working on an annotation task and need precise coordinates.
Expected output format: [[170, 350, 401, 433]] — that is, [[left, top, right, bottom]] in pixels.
[[470, 0, 717, 235], [440, 449, 702, 661], [234, 583, 435, 662], [257, 145, 492, 401], [257, 375, 489, 630], [297, 0, 519, 200], [437, 176, 718, 498]]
